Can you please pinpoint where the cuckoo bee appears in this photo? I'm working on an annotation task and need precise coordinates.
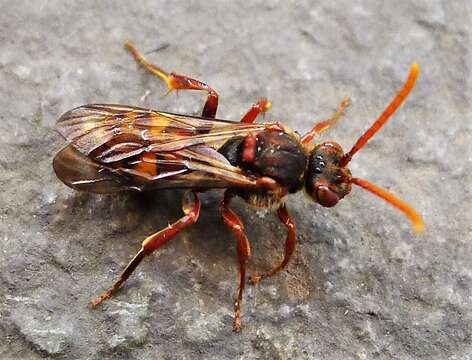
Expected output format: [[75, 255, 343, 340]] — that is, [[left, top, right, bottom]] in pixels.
[[53, 41, 423, 332]]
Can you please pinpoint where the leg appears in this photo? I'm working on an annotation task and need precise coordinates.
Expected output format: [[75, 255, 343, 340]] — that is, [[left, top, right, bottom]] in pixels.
[[249, 203, 296, 284], [239, 98, 272, 162], [300, 96, 350, 145], [125, 41, 219, 118], [240, 98, 272, 123], [221, 191, 252, 332], [90, 191, 201, 306]]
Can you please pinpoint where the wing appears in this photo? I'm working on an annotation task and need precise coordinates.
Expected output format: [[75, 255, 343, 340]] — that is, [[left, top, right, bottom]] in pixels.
[[53, 145, 249, 193], [54, 104, 268, 193]]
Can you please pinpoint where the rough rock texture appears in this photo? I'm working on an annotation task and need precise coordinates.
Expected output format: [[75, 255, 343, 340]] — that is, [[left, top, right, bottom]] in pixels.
[[1, 1, 471, 359]]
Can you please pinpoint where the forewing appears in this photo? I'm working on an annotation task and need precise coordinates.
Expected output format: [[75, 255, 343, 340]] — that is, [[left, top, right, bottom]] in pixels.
[[57, 104, 266, 156], [56, 104, 266, 191]]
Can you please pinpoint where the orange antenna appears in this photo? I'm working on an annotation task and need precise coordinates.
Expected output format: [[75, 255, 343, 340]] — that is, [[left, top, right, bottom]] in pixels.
[[340, 63, 420, 167], [350, 177, 424, 233]]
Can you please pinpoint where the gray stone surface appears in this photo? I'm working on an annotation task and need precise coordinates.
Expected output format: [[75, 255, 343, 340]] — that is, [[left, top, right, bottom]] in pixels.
[[1, 1, 471, 359]]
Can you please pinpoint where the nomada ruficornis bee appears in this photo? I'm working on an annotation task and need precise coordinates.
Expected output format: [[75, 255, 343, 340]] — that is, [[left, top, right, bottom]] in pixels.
[[54, 41, 423, 332]]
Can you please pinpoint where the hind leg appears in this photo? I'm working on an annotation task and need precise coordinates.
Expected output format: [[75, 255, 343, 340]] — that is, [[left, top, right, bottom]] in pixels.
[[125, 41, 219, 118], [90, 191, 201, 306]]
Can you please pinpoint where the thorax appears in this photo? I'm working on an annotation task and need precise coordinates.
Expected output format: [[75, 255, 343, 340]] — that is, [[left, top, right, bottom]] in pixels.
[[219, 128, 308, 208]]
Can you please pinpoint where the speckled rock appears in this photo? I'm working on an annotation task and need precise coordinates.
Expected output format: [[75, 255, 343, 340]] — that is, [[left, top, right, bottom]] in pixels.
[[1, 1, 471, 359]]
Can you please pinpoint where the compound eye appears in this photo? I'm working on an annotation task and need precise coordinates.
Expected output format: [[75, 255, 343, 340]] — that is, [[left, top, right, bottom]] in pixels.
[[316, 185, 339, 207]]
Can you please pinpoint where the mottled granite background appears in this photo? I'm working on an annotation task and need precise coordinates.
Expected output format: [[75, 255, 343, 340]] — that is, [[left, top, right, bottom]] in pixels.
[[0, 1, 471, 359]]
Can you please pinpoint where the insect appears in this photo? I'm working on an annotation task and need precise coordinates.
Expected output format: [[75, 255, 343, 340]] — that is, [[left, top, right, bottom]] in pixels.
[[53, 41, 423, 332]]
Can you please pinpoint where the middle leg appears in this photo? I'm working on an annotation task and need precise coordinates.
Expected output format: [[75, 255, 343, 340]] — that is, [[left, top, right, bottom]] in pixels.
[[240, 98, 272, 123], [221, 191, 252, 332]]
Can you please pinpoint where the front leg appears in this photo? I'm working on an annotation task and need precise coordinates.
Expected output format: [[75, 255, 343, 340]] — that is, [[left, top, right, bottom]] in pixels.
[[249, 203, 296, 284], [300, 96, 350, 145]]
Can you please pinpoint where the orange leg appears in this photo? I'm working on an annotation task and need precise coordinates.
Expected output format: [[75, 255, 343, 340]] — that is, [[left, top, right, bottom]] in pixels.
[[221, 191, 252, 332], [240, 98, 272, 123], [300, 96, 350, 145], [90, 191, 201, 307], [249, 203, 296, 284], [125, 41, 219, 118]]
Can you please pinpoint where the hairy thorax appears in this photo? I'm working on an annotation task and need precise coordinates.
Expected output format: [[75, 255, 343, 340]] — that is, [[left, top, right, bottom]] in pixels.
[[219, 128, 307, 208]]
